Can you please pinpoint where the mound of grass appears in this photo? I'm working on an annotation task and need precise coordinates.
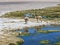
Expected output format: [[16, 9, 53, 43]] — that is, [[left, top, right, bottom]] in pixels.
[[39, 40, 50, 44], [37, 30, 60, 34]]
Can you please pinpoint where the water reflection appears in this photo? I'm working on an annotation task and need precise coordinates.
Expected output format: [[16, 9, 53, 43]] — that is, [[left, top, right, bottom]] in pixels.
[[17, 25, 60, 45]]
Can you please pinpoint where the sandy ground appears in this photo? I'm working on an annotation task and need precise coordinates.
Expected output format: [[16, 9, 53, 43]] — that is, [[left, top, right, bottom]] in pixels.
[[0, 18, 51, 34], [0, 18, 60, 35], [0, 18, 49, 29]]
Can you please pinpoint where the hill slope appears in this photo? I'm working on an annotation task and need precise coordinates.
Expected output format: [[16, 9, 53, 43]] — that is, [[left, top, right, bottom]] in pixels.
[[1, 5, 60, 19]]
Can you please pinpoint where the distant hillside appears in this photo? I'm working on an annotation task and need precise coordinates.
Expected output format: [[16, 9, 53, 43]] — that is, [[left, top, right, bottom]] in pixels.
[[1, 5, 60, 19], [0, 2, 33, 5]]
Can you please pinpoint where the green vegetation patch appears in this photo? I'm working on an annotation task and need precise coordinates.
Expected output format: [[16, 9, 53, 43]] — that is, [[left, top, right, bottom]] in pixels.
[[16, 41, 24, 45], [1, 5, 60, 19], [54, 42, 60, 45], [19, 32, 30, 36], [37, 30, 60, 34], [39, 40, 50, 44]]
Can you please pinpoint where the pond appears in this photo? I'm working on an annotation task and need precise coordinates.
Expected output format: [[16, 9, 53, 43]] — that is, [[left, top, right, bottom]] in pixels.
[[18, 25, 60, 45]]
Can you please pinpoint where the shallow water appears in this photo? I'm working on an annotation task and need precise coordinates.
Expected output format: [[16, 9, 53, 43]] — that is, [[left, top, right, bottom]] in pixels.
[[18, 26, 60, 45], [41, 25, 60, 30]]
